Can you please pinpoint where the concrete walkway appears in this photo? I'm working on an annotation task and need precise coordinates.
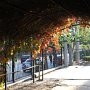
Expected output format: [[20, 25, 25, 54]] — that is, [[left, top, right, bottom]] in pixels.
[[8, 62, 90, 90], [44, 65, 90, 90]]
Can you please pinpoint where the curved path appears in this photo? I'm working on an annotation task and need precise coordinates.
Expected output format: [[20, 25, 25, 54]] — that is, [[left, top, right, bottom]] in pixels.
[[9, 62, 90, 90]]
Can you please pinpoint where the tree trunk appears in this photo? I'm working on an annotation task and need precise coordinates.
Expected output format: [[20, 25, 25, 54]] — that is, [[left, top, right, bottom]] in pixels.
[[75, 39, 80, 64], [64, 41, 68, 67], [68, 45, 73, 66]]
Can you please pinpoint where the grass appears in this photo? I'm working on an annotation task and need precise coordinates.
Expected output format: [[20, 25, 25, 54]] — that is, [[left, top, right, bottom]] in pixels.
[[83, 56, 90, 61]]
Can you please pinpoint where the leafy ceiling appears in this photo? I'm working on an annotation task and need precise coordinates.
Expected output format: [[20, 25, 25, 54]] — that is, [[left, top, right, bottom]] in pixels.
[[0, 0, 90, 40]]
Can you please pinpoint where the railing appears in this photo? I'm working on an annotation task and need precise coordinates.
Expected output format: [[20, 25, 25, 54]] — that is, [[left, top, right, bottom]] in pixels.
[[0, 62, 44, 90]]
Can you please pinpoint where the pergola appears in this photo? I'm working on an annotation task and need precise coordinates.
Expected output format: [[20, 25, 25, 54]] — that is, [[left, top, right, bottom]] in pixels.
[[0, 0, 90, 67], [0, 0, 90, 40], [0, 0, 89, 58], [0, 1, 90, 89]]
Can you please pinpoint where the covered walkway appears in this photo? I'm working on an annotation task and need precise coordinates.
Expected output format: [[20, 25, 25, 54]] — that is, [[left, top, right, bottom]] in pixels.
[[0, 1, 90, 90]]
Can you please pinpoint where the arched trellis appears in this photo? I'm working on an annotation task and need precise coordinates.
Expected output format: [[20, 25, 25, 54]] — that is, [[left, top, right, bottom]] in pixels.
[[0, 16, 90, 90], [0, 17, 90, 64]]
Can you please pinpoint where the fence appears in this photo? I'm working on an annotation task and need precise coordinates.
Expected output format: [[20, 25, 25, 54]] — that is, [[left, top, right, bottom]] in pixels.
[[0, 59, 44, 90]]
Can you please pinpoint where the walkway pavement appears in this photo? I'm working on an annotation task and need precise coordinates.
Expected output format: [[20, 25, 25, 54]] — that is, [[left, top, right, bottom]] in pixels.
[[8, 61, 90, 90], [44, 63, 90, 90]]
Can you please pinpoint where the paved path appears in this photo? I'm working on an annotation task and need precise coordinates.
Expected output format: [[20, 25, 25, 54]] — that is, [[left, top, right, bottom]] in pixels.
[[8, 62, 90, 90], [44, 65, 90, 90]]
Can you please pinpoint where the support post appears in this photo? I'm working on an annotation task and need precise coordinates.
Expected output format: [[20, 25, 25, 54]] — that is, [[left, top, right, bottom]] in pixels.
[[4, 63, 7, 90], [30, 51, 32, 77], [38, 57, 40, 80], [41, 49, 44, 80], [32, 60, 35, 83], [12, 56, 15, 83], [4, 41, 7, 90], [31, 52, 35, 83]]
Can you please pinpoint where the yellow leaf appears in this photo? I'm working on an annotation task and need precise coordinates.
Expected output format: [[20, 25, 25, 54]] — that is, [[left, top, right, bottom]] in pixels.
[[1, 57, 9, 63], [0, 82, 4, 90]]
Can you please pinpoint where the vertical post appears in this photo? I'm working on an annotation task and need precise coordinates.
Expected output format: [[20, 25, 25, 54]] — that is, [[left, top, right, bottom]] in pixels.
[[12, 56, 15, 83], [41, 49, 44, 80], [32, 60, 35, 83], [4, 40, 7, 90], [11, 40, 15, 83], [38, 56, 40, 80], [30, 52, 32, 76], [4, 63, 7, 90], [31, 52, 35, 83]]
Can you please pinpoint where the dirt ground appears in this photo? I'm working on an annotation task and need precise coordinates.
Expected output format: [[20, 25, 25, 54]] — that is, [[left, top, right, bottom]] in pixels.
[[8, 79, 62, 90]]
